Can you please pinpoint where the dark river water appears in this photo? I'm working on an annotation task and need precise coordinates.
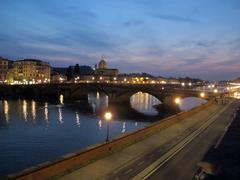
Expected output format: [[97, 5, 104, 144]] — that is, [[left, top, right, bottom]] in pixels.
[[0, 92, 206, 176]]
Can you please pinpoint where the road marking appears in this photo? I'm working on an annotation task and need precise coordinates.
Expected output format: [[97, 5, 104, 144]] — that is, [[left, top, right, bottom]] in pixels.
[[124, 168, 133, 175], [149, 154, 154, 158], [132, 102, 232, 180], [137, 161, 145, 166]]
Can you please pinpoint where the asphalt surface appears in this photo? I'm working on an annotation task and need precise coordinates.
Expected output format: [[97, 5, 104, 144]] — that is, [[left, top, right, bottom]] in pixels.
[[147, 101, 239, 180]]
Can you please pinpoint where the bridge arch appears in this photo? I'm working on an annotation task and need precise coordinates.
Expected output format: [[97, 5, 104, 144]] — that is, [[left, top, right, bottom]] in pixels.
[[110, 90, 165, 103]]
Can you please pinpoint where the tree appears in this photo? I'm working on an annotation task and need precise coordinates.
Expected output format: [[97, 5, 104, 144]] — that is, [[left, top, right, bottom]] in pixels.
[[74, 64, 80, 76], [66, 66, 73, 80]]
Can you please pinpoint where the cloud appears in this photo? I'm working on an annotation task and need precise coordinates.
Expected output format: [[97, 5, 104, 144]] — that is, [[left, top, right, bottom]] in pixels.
[[123, 20, 144, 27], [177, 40, 217, 48], [181, 58, 206, 65], [227, 38, 240, 50], [152, 14, 198, 23]]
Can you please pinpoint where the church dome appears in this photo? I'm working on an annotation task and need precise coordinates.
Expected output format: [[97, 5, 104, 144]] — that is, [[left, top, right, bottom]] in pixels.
[[98, 57, 107, 69]]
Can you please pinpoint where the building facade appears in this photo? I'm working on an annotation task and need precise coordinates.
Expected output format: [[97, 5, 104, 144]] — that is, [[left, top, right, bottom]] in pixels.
[[0, 57, 12, 84], [51, 74, 67, 83], [10, 59, 51, 84]]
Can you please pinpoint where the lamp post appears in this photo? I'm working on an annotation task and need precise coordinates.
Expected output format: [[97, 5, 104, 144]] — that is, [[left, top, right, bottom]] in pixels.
[[104, 112, 112, 142]]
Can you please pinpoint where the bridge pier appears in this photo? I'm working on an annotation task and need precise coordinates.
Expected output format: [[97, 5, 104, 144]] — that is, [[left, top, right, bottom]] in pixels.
[[68, 92, 88, 101], [162, 96, 181, 112]]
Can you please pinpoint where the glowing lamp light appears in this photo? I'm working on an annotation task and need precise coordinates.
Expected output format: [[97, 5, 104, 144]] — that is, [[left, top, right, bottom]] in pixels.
[[181, 82, 185, 87], [213, 89, 218, 93], [104, 111, 112, 142], [104, 112, 112, 121], [200, 92, 205, 98], [175, 97, 181, 105]]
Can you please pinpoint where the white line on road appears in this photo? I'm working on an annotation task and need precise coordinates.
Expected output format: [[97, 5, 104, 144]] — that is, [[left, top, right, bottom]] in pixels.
[[124, 168, 133, 175], [149, 154, 154, 158], [137, 161, 145, 166]]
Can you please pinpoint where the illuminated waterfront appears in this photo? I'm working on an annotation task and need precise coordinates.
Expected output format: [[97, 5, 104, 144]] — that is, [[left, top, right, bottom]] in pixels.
[[0, 93, 206, 176]]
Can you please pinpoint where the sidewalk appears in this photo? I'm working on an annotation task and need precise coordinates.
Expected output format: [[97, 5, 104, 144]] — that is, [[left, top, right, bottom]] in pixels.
[[57, 103, 228, 180]]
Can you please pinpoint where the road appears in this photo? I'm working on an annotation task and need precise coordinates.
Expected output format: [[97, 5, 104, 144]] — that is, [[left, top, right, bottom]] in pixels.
[[103, 101, 238, 180], [145, 100, 239, 180]]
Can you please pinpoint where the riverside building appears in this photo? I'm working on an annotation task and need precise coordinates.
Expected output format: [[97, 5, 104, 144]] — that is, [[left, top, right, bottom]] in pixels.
[[9, 59, 51, 84], [0, 57, 12, 84]]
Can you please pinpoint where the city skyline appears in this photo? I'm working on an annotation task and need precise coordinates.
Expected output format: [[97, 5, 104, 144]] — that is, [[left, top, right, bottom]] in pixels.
[[1, 0, 240, 80]]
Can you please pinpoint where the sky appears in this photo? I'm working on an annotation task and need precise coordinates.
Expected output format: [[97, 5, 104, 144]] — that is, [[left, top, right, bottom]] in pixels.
[[0, 0, 240, 80]]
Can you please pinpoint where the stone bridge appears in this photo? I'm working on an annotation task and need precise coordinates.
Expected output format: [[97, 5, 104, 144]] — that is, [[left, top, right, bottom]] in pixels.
[[0, 83, 218, 110]]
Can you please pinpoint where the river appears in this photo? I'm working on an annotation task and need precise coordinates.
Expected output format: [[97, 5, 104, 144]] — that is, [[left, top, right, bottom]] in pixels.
[[0, 92, 206, 176]]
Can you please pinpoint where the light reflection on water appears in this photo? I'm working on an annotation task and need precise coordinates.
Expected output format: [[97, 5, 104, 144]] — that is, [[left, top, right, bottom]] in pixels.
[[32, 100, 36, 121], [0, 93, 206, 176], [58, 106, 64, 124], [88, 92, 108, 113], [75, 111, 80, 127], [44, 102, 48, 122], [130, 92, 161, 115], [0, 97, 149, 176], [3, 100, 9, 122], [179, 97, 207, 111], [22, 100, 27, 121]]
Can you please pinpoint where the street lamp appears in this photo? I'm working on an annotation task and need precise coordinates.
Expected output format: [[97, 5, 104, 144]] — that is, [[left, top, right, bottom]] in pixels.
[[200, 92, 205, 98], [175, 97, 181, 105], [104, 111, 112, 142]]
